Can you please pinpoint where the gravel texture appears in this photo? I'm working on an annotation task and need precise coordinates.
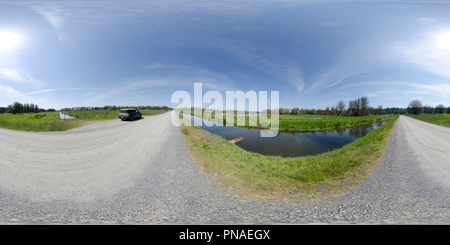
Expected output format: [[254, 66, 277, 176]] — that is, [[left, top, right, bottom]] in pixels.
[[1, 113, 450, 224]]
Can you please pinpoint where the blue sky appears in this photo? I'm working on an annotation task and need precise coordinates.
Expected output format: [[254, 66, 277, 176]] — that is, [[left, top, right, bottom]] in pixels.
[[1, 1, 450, 110]]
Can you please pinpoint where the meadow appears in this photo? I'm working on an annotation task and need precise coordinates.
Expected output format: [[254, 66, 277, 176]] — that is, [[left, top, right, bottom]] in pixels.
[[187, 110, 392, 131], [179, 113, 399, 201], [407, 114, 450, 127], [0, 109, 169, 132], [62, 109, 168, 120]]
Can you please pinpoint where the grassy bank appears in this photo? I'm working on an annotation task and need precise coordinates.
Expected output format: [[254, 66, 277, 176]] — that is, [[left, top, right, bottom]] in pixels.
[[0, 112, 75, 132], [278, 114, 391, 131], [187, 110, 392, 132], [179, 113, 399, 201], [0, 109, 169, 132], [407, 114, 450, 127], [61, 109, 169, 120]]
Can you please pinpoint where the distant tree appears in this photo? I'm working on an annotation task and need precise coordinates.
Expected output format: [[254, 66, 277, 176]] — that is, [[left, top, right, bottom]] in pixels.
[[377, 105, 383, 115], [435, 104, 445, 114], [337, 100, 346, 115], [291, 108, 300, 115], [331, 106, 337, 116], [408, 100, 423, 115], [348, 99, 361, 116], [13, 102, 23, 114], [360, 96, 369, 115], [284, 108, 291, 114], [447, 107, 450, 114], [354, 98, 361, 116]]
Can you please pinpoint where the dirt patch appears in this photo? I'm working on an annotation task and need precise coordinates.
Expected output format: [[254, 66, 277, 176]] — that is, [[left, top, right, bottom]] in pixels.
[[196, 129, 217, 147]]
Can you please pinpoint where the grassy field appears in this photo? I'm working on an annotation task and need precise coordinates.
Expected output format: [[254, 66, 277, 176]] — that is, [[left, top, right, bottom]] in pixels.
[[407, 114, 450, 127], [179, 113, 399, 201], [62, 109, 169, 120], [0, 109, 169, 132], [187, 110, 392, 131]]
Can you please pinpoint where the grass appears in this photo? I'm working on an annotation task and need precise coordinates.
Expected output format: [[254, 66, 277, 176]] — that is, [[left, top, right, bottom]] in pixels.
[[186, 110, 392, 132], [278, 114, 392, 131], [0, 112, 74, 132], [61, 109, 169, 120], [407, 114, 450, 127], [0, 109, 169, 132], [178, 112, 399, 201]]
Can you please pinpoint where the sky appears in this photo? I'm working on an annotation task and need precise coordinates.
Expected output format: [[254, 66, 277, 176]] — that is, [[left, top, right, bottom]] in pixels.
[[1, 0, 450, 111]]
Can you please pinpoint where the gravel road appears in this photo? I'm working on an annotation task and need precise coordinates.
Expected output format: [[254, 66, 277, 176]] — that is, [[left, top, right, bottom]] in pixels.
[[1, 113, 450, 224]]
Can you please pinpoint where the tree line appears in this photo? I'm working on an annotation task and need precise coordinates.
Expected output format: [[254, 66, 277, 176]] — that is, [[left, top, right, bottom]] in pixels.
[[0, 102, 56, 114], [407, 100, 449, 115], [60, 105, 171, 111], [282, 96, 396, 116]]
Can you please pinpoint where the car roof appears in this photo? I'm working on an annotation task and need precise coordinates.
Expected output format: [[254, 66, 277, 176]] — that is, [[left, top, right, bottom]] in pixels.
[[120, 108, 136, 110]]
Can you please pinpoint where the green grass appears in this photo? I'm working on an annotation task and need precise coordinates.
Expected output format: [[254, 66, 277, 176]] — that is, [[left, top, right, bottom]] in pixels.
[[179, 113, 399, 201], [186, 110, 392, 131], [60, 109, 169, 120], [407, 114, 450, 127], [278, 114, 391, 131], [0, 112, 74, 131], [0, 109, 169, 132]]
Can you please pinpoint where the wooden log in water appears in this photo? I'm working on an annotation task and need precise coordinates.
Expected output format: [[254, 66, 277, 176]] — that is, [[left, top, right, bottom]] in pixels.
[[229, 137, 244, 144]]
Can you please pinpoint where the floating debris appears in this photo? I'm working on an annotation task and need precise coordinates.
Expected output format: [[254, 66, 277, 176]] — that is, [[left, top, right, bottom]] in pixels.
[[229, 137, 244, 144]]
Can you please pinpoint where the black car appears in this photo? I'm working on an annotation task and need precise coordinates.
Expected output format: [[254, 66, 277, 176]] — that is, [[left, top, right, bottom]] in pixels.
[[119, 109, 142, 121]]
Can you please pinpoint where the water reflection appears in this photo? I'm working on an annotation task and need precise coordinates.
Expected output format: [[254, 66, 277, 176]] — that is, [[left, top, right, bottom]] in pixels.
[[59, 112, 74, 120], [183, 114, 388, 158]]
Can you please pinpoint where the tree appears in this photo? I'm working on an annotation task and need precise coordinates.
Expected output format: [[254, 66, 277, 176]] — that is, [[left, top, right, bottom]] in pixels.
[[360, 96, 369, 115], [377, 105, 383, 115], [291, 108, 300, 115], [435, 104, 445, 114], [13, 102, 24, 114], [331, 106, 337, 116], [337, 100, 346, 115], [408, 100, 423, 115]]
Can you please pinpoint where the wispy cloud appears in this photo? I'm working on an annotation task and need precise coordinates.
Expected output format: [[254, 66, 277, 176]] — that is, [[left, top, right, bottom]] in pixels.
[[0, 84, 48, 106], [389, 31, 450, 79], [81, 65, 239, 105], [27, 4, 72, 42], [0, 28, 42, 87], [11, 88, 95, 98]]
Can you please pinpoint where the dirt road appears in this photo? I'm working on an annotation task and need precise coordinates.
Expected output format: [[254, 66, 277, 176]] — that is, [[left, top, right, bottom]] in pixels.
[[1, 113, 450, 224]]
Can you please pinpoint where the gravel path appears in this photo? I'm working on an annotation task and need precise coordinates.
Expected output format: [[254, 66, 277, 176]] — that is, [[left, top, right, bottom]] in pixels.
[[1, 113, 450, 224]]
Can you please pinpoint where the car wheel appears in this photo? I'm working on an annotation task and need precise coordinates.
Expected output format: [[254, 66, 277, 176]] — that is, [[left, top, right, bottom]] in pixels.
[[130, 115, 134, 121]]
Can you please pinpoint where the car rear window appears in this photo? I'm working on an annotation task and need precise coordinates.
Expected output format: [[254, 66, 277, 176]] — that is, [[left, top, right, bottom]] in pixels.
[[120, 110, 131, 113]]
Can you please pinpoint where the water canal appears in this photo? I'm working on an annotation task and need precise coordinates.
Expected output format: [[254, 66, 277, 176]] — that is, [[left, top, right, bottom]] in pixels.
[[183, 114, 390, 158]]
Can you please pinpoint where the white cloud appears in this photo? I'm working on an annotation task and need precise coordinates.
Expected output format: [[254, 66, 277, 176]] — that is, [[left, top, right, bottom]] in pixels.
[[27, 4, 72, 42], [82, 65, 239, 105], [0, 67, 23, 81], [386, 31, 450, 80]]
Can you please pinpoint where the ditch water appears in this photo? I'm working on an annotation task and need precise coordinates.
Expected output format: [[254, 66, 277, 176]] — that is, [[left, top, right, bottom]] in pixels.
[[59, 112, 74, 120], [182, 114, 390, 157]]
